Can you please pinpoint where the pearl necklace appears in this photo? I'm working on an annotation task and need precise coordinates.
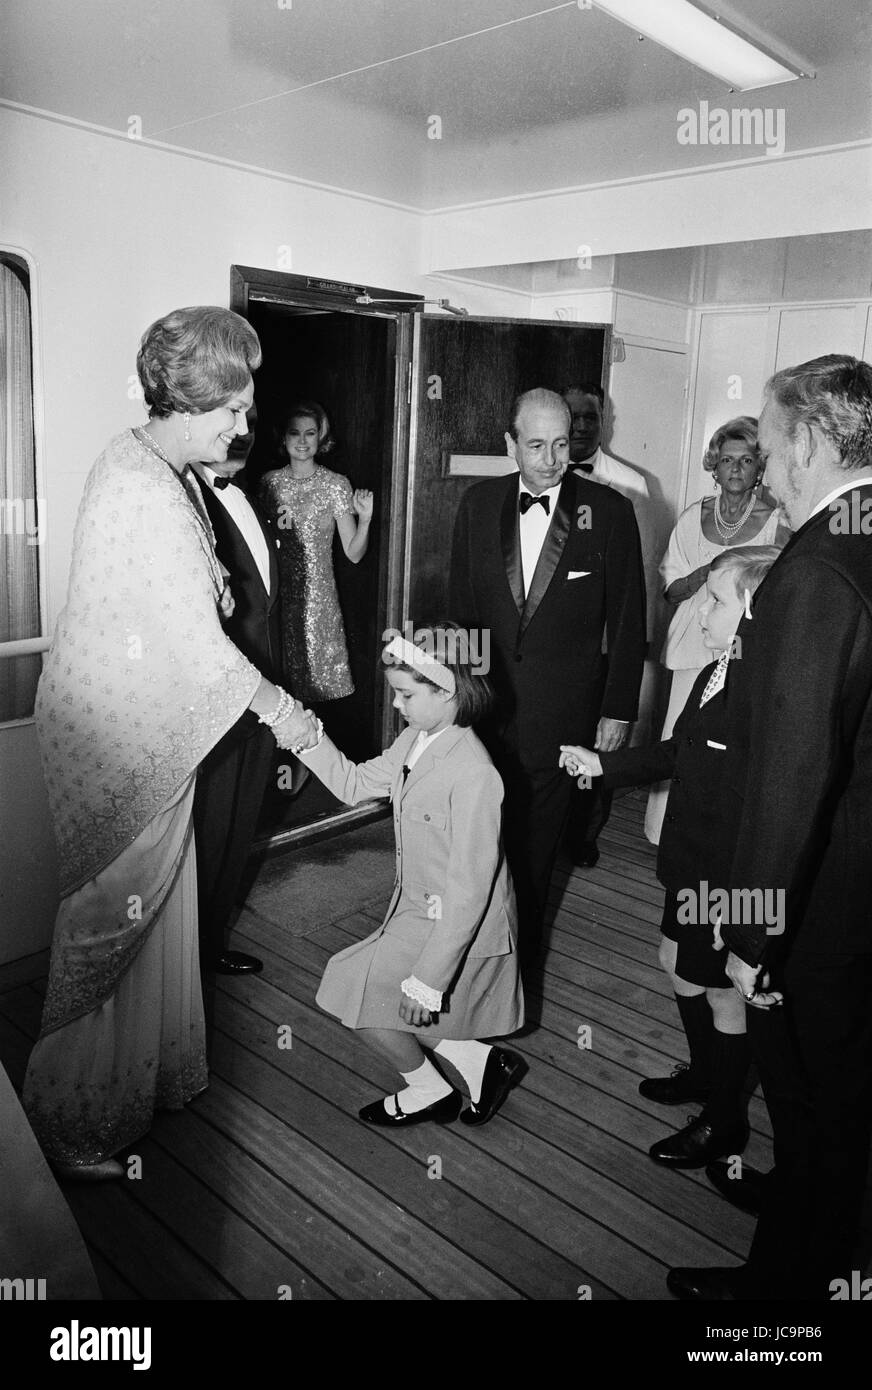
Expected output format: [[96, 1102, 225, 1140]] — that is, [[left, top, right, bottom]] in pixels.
[[137, 426, 178, 469], [714, 490, 756, 541]]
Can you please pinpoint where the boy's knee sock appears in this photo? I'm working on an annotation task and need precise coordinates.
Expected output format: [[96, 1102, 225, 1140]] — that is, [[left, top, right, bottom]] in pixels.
[[701, 1029, 751, 1133], [386, 1057, 453, 1116], [434, 1039, 492, 1103], [675, 992, 714, 1083]]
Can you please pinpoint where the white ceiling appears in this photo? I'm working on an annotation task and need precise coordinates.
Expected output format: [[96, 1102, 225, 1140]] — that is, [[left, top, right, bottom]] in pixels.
[[1, 0, 869, 206]]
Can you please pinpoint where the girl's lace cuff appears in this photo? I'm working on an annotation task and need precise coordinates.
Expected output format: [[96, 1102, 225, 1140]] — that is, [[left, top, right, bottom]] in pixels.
[[401, 976, 442, 1012]]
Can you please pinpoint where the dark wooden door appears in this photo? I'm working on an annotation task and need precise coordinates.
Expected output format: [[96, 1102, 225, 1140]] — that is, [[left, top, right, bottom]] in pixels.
[[403, 314, 611, 622]]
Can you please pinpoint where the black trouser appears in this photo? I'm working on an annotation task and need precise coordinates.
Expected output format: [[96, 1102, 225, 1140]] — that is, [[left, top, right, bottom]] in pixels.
[[499, 756, 575, 957], [567, 779, 614, 850], [741, 951, 872, 1299], [193, 723, 275, 972]]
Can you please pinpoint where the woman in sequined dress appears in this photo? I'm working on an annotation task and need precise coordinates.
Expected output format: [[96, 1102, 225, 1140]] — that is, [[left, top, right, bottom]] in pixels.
[[23, 308, 316, 1180], [257, 402, 373, 702]]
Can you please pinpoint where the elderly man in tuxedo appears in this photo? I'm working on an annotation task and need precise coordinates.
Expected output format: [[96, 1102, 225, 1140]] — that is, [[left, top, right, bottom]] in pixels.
[[669, 354, 872, 1302], [191, 409, 283, 980], [450, 387, 646, 958]]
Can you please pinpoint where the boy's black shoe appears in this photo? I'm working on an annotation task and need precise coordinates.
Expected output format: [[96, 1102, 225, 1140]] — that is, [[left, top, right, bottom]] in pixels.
[[638, 1063, 710, 1105], [649, 1116, 748, 1168]]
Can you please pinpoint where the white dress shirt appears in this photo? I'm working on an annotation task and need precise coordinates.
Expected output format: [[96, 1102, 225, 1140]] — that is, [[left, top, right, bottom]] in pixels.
[[200, 465, 272, 593], [518, 478, 563, 596]]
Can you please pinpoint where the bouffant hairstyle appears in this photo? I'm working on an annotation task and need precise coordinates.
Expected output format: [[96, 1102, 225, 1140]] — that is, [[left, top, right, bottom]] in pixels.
[[702, 416, 759, 473], [136, 306, 262, 418], [382, 620, 495, 729], [766, 354, 872, 471], [709, 545, 781, 599], [278, 400, 335, 458]]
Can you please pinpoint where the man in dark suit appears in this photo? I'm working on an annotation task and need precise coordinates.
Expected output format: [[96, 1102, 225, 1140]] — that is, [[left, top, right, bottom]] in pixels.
[[669, 354, 872, 1302], [450, 387, 646, 956], [191, 411, 283, 980]]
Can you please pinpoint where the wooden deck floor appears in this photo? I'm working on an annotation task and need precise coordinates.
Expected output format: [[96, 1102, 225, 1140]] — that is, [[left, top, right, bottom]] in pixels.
[[1, 790, 779, 1302]]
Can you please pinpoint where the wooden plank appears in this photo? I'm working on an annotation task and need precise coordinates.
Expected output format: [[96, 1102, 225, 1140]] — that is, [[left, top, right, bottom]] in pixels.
[[138, 1123, 339, 1301], [210, 982, 613, 1300], [0, 949, 49, 996], [89, 1251, 142, 1301], [210, 980, 699, 1299], [264, 914, 771, 1140], [190, 1075, 520, 1300], [59, 1182, 239, 1300]]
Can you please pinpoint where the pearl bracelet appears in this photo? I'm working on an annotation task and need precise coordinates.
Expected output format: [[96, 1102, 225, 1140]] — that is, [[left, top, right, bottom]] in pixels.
[[257, 688, 297, 728]]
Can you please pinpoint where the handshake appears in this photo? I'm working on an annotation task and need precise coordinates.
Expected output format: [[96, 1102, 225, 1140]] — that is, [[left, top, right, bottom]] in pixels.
[[559, 744, 603, 788], [273, 703, 321, 753]]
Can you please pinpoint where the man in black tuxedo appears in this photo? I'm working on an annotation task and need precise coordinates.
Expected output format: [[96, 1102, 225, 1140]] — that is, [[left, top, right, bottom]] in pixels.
[[191, 411, 283, 980], [450, 388, 646, 955], [669, 354, 872, 1302]]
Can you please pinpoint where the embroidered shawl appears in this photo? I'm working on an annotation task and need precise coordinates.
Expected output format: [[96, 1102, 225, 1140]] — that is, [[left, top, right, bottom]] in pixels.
[[36, 431, 262, 897]]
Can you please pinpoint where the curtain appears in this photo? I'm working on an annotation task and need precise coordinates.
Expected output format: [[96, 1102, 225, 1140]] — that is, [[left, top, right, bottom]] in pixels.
[[0, 259, 41, 721]]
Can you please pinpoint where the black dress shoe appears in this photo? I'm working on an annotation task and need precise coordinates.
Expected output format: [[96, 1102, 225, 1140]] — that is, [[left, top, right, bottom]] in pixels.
[[638, 1063, 710, 1105], [460, 1047, 525, 1126], [215, 951, 263, 975], [705, 1159, 769, 1216], [359, 1089, 462, 1127], [666, 1266, 743, 1301], [649, 1116, 748, 1168], [573, 843, 600, 868]]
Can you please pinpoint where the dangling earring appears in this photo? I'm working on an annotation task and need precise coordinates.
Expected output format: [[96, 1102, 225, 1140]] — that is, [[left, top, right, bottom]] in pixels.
[[184, 411, 191, 442]]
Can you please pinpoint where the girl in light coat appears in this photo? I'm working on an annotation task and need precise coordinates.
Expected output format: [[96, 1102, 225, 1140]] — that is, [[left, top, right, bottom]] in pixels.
[[298, 622, 525, 1127]]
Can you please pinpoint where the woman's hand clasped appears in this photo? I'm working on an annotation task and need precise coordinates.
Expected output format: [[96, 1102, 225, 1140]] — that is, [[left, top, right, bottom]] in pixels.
[[273, 705, 319, 751], [559, 744, 603, 787]]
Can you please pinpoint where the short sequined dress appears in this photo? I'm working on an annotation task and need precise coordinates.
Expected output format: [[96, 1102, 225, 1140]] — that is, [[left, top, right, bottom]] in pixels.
[[257, 464, 355, 701]]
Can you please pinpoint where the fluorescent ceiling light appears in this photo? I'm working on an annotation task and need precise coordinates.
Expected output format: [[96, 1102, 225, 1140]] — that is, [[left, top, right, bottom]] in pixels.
[[593, 0, 812, 91]]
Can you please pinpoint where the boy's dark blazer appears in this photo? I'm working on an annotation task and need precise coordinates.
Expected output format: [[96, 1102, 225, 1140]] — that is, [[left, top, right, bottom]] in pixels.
[[598, 662, 730, 893], [719, 481, 872, 966], [449, 470, 646, 767]]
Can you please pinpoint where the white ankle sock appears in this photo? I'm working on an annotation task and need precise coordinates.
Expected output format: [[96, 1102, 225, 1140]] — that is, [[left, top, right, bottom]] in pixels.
[[385, 1057, 453, 1116], [434, 1040, 492, 1103]]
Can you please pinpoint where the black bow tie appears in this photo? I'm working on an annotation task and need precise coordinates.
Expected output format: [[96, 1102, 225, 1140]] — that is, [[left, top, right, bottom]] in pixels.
[[575, 462, 594, 474], [519, 492, 550, 515], [212, 476, 233, 490]]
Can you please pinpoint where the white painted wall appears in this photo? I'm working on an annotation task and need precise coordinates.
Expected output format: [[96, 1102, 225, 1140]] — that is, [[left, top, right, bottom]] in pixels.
[[683, 301, 872, 512], [426, 143, 872, 272]]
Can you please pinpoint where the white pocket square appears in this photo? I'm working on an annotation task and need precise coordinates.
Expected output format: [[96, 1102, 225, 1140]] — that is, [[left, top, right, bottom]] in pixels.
[[567, 570, 591, 580], [706, 739, 727, 750]]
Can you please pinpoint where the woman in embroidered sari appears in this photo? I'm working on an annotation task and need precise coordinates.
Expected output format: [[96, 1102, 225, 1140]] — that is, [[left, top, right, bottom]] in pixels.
[[23, 307, 315, 1180]]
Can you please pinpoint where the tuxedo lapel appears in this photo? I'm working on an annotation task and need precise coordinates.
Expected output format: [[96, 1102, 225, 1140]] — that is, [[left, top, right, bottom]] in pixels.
[[500, 478, 524, 615], [201, 484, 270, 599], [251, 497, 280, 606], [520, 473, 573, 638]]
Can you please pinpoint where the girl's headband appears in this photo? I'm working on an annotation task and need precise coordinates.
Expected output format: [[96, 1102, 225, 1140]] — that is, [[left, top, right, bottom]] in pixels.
[[383, 635, 456, 696]]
